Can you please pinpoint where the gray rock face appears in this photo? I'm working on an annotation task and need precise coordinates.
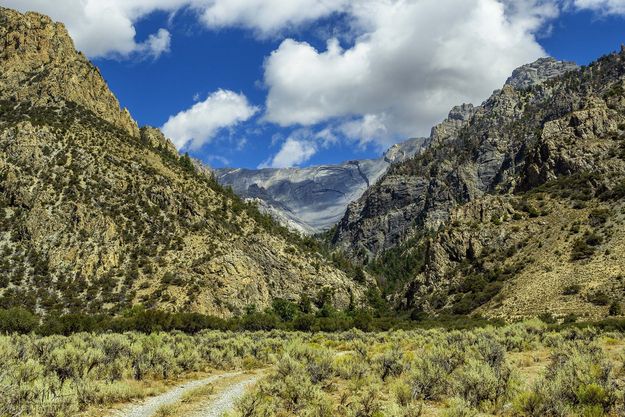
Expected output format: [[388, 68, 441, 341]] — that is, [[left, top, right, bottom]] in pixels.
[[332, 56, 608, 260], [215, 138, 424, 234], [505, 57, 578, 90], [331, 52, 625, 314]]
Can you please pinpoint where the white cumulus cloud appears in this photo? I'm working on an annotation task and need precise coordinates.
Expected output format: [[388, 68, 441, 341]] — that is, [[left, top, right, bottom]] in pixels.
[[573, 0, 625, 14], [259, 137, 318, 168], [339, 115, 390, 148], [263, 0, 563, 140], [197, 0, 349, 36], [162, 89, 259, 151], [140, 28, 172, 58], [259, 127, 340, 168]]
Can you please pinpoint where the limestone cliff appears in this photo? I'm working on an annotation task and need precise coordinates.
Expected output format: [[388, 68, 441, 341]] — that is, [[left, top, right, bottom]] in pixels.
[[0, 7, 139, 137]]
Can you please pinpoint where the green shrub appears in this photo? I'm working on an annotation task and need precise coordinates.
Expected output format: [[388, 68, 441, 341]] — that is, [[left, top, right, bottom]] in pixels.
[[608, 302, 622, 316], [452, 339, 515, 412], [240, 312, 279, 331], [538, 312, 557, 324], [343, 382, 384, 417], [410, 349, 455, 400], [453, 359, 502, 407], [520, 342, 617, 416], [588, 209, 610, 226], [442, 397, 478, 417], [571, 230, 605, 261], [562, 284, 582, 296], [272, 298, 299, 322], [377, 345, 405, 381], [0, 308, 39, 333], [587, 291, 610, 306], [513, 391, 545, 416], [571, 238, 596, 260], [304, 353, 333, 384]]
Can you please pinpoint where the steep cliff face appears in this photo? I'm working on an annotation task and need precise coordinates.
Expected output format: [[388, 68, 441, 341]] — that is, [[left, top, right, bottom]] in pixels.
[[0, 7, 139, 137], [505, 57, 579, 90], [0, 7, 365, 317], [216, 137, 424, 234], [334, 52, 625, 319]]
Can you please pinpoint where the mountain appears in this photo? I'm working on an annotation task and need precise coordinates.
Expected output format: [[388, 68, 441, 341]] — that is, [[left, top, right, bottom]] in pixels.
[[215, 138, 424, 234], [333, 53, 625, 320], [0, 7, 365, 317]]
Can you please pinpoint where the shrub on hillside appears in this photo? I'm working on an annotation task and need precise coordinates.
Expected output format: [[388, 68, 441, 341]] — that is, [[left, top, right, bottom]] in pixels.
[[0, 308, 38, 333]]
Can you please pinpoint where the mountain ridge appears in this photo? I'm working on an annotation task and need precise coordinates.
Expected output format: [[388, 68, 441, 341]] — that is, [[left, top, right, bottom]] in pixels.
[[0, 7, 366, 317], [333, 51, 625, 319], [215, 137, 425, 234], [0, 7, 139, 137]]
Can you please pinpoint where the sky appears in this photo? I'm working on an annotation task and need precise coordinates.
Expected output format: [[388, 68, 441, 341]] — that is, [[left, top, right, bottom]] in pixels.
[[3, 0, 625, 169]]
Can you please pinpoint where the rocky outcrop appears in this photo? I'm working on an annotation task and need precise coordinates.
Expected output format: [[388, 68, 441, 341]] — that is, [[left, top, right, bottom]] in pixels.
[[0, 7, 139, 137], [334, 57, 588, 259], [333, 54, 625, 318], [505, 57, 578, 90], [216, 138, 424, 234], [140, 126, 179, 155], [0, 7, 365, 317]]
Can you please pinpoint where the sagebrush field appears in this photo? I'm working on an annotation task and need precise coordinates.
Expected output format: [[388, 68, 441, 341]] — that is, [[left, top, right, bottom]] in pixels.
[[2, 321, 625, 416]]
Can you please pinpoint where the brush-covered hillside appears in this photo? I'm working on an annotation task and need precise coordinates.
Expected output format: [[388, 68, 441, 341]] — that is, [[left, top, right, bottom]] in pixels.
[[0, 7, 366, 317], [333, 53, 625, 320]]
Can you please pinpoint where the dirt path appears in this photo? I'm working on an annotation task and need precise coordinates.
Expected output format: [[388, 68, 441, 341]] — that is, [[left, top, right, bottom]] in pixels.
[[188, 374, 261, 417], [110, 372, 243, 417]]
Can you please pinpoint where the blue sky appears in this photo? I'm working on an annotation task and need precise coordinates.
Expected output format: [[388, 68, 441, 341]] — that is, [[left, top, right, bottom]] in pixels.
[[541, 9, 625, 63], [4, 1, 625, 169]]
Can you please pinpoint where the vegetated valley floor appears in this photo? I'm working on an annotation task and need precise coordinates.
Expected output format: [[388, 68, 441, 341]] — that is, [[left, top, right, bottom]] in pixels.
[[3, 323, 625, 417]]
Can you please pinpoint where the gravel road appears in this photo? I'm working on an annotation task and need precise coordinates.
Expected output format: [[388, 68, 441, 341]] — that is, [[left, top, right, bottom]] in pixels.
[[110, 372, 243, 417], [189, 374, 261, 417]]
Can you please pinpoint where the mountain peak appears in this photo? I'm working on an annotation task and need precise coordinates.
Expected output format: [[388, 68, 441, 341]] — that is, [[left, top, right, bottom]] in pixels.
[[505, 57, 579, 89], [0, 7, 139, 137]]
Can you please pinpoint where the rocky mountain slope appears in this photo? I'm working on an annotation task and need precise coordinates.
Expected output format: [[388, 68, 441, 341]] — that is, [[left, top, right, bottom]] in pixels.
[[0, 7, 365, 317], [333, 54, 625, 320], [215, 138, 424, 234]]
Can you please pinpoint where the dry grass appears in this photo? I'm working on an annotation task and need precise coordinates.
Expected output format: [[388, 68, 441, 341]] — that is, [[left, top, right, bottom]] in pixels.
[[508, 349, 551, 388]]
